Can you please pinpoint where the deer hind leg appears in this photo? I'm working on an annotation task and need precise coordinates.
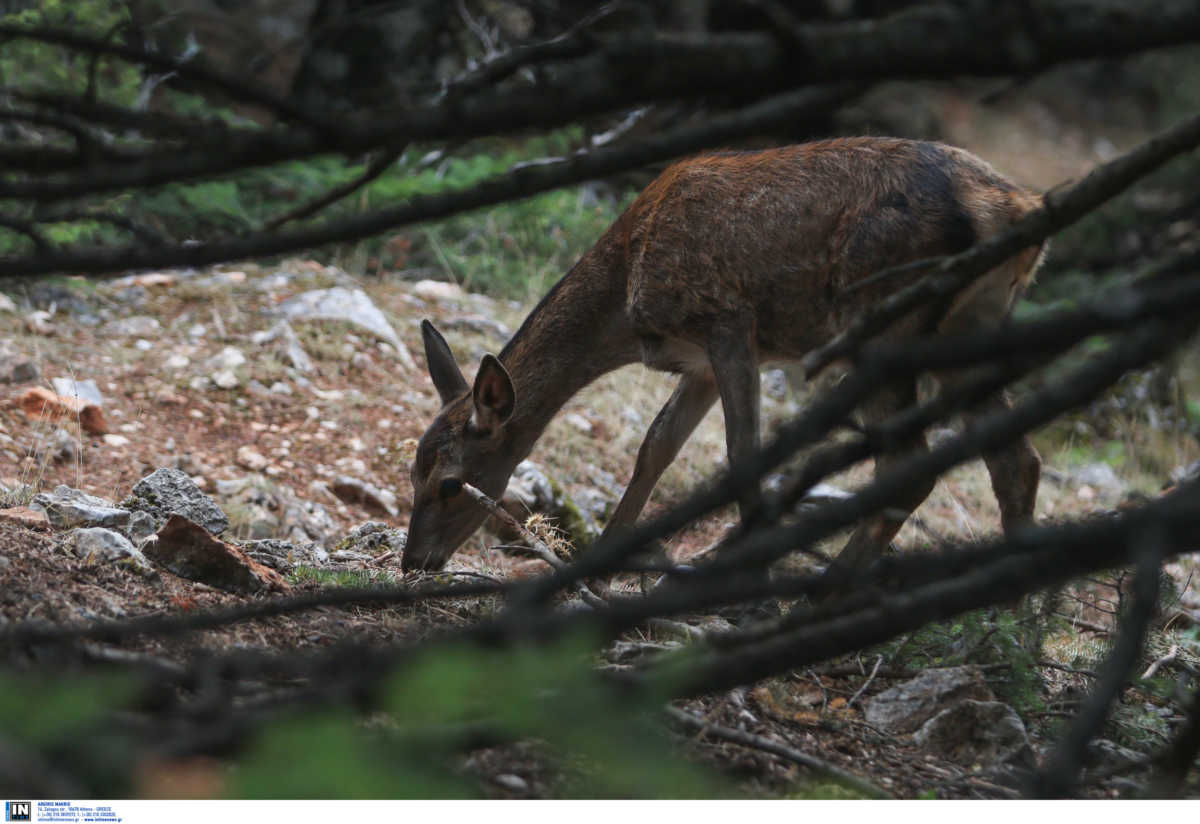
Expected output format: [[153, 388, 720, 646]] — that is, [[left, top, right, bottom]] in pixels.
[[706, 319, 763, 525], [964, 389, 1040, 533], [835, 380, 935, 571], [603, 370, 719, 535]]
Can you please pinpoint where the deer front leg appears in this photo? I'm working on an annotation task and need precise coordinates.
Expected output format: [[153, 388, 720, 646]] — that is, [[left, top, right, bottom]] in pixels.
[[604, 372, 719, 535]]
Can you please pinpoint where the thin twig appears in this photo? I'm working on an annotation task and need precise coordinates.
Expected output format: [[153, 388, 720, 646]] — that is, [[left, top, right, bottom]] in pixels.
[[1141, 644, 1179, 681], [462, 481, 606, 608], [664, 704, 891, 799], [846, 655, 884, 709]]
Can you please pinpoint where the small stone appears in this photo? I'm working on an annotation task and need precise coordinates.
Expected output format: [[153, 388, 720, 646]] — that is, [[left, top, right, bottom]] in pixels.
[[0, 352, 39, 384], [269, 381, 292, 395], [103, 434, 131, 448], [163, 354, 190, 370], [330, 476, 398, 517], [25, 310, 56, 336], [101, 316, 160, 337], [72, 527, 153, 573], [208, 346, 246, 370], [42, 428, 82, 464], [18, 387, 107, 434], [236, 446, 270, 471], [493, 774, 528, 793], [411, 279, 464, 302], [50, 378, 104, 406], [0, 506, 50, 530], [134, 339, 154, 351], [0, 292, 15, 312], [212, 369, 239, 389], [563, 412, 593, 435]]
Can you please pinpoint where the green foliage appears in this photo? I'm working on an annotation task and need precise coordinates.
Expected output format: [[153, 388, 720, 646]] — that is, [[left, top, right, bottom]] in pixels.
[[886, 609, 1044, 714], [0, 672, 133, 745], [380, 637, 727, 798], [289, 565, 395, 589], [232, 710, 475, 799]]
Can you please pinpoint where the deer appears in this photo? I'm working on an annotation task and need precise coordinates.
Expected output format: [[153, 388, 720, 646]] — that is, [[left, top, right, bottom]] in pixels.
[[401, 137, 1045, 577]]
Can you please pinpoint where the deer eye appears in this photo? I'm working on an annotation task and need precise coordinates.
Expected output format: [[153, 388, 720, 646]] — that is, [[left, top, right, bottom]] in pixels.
[[439, 478, 463, 499]]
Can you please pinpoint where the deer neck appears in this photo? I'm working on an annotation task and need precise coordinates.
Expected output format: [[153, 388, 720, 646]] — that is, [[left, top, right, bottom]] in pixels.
[[498, 249, 636, 461]]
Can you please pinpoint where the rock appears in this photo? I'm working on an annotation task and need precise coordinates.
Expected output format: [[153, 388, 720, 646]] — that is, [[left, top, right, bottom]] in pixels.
[[863, 666, 995, 735], [411, 279, 464, 302], [50, 377, 104, 406], [212, 369, 240, 389], [493, 774, 528, 793], [563, 412, 593, 435], [110, 272, 177, 289], [338, 521, 406, 555], [0, 292, 15, 312], [763, 368, 789, 400], [71, 527, 154, 573], [440, 313, 511, 339], [127, 510, 158, 545], [25, 310, 55, 336], [913, 700, 1033, 767], [208, 346, 246, 370], [0, 506, 50, 530], [163, 353, 190, 370], [122, 467, 230, 536], [330, 475, 398, 517], [1074, 462, 1124, 494], [145, 514, 290, 594], [497, 460, 599, 549], [250, 320, 313, 373], [0, 342, 39, 384], [277, 287, 409, 359], [18, 386, 108, 434], [236, 446, 270, 471], [48, 428, 82, 463], [241, 537, 329, 571], [102, 434, 131, 448], [30, 486, 131, 531], [101, 316, 161, 337]]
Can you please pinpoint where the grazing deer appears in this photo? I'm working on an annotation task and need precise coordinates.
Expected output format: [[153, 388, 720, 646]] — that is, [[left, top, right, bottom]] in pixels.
[[402, 137, 1045, 573]]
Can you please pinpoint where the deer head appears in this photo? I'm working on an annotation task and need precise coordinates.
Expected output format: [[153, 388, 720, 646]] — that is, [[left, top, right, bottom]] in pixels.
[[402, 320, 519, 571]]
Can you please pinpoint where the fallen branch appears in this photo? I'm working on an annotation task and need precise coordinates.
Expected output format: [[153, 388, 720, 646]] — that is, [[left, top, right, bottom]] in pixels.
[[664, 704, 891, 799]]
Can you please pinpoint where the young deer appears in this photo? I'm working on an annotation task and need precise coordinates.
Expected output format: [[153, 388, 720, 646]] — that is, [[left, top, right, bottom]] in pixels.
[[402, 137, 1045, 573]]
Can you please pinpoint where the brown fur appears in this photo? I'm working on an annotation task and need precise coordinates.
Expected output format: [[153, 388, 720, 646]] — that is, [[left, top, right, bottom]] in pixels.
[[403, 137, 1045, 572]]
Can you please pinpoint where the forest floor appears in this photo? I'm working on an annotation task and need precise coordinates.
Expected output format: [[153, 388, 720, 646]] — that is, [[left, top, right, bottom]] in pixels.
[[3, 257, 1200, 799]]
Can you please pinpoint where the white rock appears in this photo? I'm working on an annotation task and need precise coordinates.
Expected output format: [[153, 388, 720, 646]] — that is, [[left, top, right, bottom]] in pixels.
[[236, 446, 269, 471], [164, 354, 190, 370], [212, 369, 239, 389], [412, 279, 465, 301], [51, 377, 105, 406], [102, 434, 131, 447], [208, 346, 246, 370], [0, 293, 16, 312]]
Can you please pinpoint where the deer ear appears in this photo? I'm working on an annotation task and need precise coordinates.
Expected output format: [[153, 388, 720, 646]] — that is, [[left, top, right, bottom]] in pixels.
[[422, 320, 468, 405], [472, 354, 515, 432]]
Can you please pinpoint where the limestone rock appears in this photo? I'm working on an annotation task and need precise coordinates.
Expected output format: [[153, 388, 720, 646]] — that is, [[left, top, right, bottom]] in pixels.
[[123, 467, 230, 536], [31, 486, 131, 531], [864, 666, 995, 735]]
